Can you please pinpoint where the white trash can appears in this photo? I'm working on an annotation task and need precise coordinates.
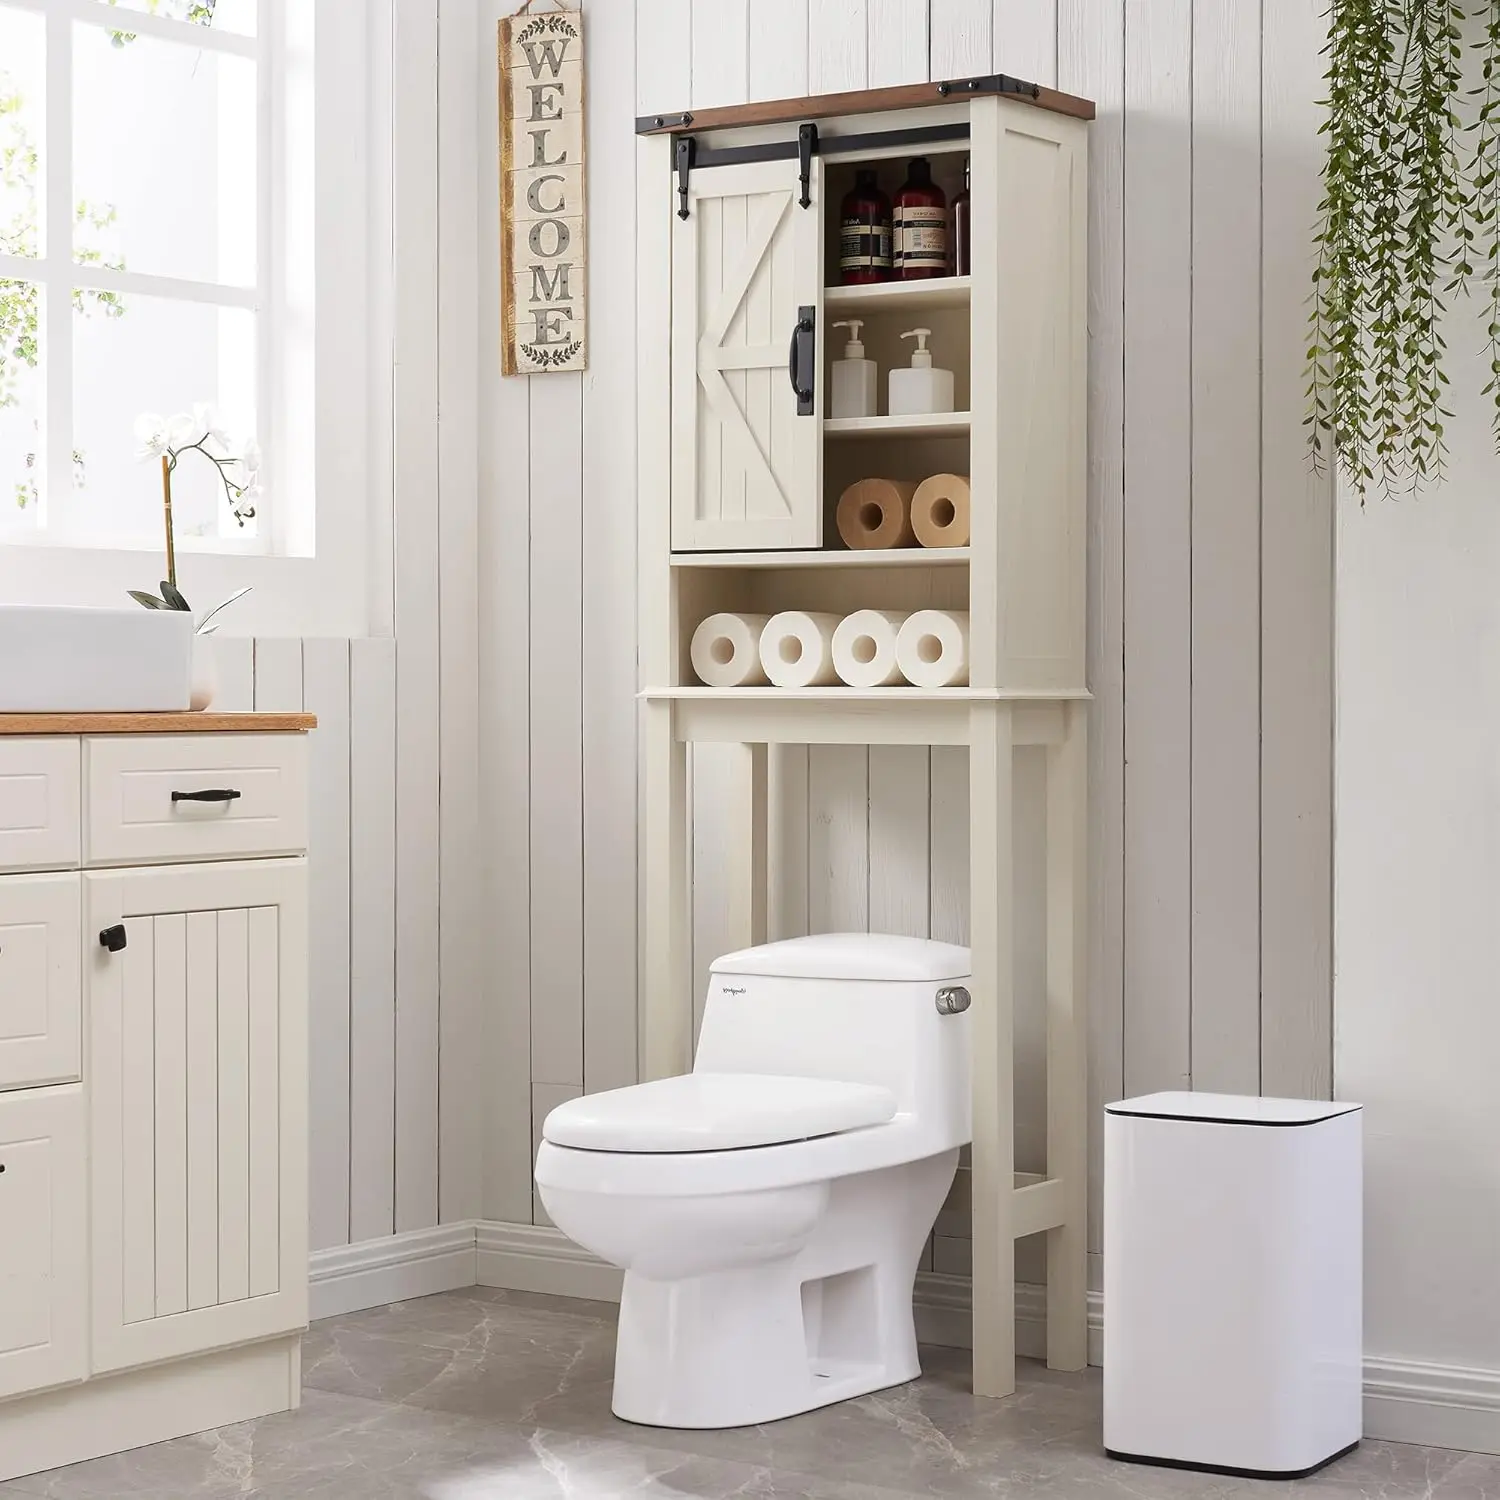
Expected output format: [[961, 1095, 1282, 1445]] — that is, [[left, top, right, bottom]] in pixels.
[[1103, 1092, 1362, 1479]]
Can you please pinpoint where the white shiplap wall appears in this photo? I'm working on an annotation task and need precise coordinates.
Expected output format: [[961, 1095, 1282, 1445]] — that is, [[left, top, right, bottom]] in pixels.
[[292, 0, 1335, 1288]]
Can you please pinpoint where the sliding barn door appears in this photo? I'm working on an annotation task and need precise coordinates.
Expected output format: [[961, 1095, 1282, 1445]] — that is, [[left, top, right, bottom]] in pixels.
[[671, 157, 824, 551]]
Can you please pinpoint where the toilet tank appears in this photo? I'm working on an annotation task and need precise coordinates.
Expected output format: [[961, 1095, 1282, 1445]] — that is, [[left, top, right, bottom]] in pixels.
[[695, 934, 971, 1135]]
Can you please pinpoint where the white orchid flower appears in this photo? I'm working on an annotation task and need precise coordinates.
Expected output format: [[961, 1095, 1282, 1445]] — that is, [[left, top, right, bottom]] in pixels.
[[240, 438, 262, 483], [192, 402, 230, 450], [167, 411, 201, 448], [133, 412, 171, 460]]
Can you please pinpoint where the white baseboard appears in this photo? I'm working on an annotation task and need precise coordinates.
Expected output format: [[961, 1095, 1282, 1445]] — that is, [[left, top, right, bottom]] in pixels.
[[1363, 1356, 1500, 1455], [476, 1220, 625, 1302], [308, 1223, 478, 1320], [308, 1220, 1500, 1454]]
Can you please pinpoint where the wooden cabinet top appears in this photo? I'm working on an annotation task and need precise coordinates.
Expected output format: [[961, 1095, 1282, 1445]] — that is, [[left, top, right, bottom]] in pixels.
[[0, 712, 316, 735]]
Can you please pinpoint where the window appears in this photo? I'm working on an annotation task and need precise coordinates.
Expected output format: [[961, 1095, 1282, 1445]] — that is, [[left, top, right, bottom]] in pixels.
[[0, 0, 292, 557]]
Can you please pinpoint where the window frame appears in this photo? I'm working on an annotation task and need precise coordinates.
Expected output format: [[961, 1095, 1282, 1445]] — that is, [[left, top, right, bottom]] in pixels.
[[0, 0, 378, 638]]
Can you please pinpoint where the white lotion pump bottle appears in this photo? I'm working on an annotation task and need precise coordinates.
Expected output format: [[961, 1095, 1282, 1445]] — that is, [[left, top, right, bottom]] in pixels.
[[830, 319, 878, 419], [888, 327, 955, 416]]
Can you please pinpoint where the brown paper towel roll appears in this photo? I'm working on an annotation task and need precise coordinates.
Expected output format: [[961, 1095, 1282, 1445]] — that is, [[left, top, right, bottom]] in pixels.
[[911, 473, 971, 548], [836, 478, 918, 550]]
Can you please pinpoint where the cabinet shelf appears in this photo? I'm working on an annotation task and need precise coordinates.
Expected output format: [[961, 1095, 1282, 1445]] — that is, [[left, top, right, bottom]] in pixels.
[[825, 277, 972, 313], [670, 547, 970, 569], [824, 412, 971, 439]]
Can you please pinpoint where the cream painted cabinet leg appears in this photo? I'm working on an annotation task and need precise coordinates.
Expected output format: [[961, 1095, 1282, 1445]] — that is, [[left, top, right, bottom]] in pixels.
[[642, 702, 691, 1081], [969, 704, 1016, 1398], [1045, 704, 1089, 1370]]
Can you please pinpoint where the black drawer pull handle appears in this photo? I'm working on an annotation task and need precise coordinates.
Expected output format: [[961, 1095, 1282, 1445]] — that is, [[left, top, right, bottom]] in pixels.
[[99, 924, 127, 953], [171, 788, 242, 804]]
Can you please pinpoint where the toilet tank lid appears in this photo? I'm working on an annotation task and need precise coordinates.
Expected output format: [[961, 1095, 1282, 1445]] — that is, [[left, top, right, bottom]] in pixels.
[[541, 1073, 898, 1152], [710, 933, 971, 982]]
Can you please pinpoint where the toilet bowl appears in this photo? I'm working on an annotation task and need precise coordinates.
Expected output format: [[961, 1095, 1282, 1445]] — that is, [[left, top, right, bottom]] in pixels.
[[534, 933, 971, 1429]]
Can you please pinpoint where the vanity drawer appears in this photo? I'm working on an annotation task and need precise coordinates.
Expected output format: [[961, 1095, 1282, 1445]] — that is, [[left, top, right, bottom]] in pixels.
[[0, 740, 81, 873], [0, 873, 81, 1091], [85, 734, 308, 867]]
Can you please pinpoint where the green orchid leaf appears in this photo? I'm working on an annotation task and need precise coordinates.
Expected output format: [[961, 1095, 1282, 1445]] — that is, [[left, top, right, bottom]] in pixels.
[[128, 590, 167, 610], [160, 580, 192, 611]]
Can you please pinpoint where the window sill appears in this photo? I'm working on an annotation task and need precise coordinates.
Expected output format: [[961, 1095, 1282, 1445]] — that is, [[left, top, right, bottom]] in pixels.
[[0, 542, 366, 638]]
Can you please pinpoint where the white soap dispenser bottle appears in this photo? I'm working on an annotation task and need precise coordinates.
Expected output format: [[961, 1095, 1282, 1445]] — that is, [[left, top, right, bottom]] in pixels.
[[888, 327, 955, 416], [830, 319, 878, 419]]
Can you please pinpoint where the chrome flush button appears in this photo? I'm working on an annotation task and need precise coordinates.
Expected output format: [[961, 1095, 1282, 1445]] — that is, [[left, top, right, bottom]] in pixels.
[[935, 985, 970, 1015]]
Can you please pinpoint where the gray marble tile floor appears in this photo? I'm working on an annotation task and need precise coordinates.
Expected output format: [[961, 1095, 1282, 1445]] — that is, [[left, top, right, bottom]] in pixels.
[[3, 1288, 1497, 1498]]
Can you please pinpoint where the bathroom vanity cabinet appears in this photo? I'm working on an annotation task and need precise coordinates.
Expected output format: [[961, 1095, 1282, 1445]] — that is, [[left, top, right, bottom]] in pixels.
[[636, 77, 1093, 1398], [0, 712, 314, 1481]]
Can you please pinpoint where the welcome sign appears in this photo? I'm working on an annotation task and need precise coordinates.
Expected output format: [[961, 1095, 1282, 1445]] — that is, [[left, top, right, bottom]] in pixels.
[[499, 8, 587, 374]]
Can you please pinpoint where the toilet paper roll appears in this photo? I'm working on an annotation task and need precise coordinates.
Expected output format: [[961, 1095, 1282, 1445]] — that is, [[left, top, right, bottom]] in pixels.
[[836, 478, 918, 550], [896, 610, 971, 688], [911, 473, 972, 548], [832, 610, 909, 688], [690, 613, 771, 687], [759, 611, 843, 688]]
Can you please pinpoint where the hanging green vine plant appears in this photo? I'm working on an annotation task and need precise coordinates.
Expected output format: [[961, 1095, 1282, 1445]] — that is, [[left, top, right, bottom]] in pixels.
[[1309, 0, 1500, 499]]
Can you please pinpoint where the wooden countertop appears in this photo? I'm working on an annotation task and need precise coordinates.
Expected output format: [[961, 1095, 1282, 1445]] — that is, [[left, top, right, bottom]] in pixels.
[[0, 712, 317, 735]]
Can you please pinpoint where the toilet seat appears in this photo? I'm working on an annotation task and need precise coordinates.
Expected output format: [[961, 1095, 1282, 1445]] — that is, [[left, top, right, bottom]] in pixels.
[[541, 1073, 897, 1153]]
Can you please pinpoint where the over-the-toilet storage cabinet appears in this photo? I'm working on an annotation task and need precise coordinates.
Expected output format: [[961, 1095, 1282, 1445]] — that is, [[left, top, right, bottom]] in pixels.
[[637, 77, 1092, 1399], [0, 719, 311, 1481]]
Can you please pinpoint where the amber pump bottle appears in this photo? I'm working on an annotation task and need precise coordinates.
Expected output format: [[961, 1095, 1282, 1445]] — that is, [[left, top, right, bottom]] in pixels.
[[838, 169, 893, 284], [894, 157, 948, 280], [952, 156, 971, 276]]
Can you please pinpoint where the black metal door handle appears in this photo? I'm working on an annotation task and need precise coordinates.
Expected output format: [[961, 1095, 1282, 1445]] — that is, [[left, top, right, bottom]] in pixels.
[[99, 924, 127, 953], [788, 306, 815, 416], [171, 788, 242, 804]]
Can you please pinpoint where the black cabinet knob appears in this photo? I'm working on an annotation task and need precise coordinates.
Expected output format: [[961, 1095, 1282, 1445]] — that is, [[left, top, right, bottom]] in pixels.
[[171, 788, 242, 804], [99, 924, 127, 953]]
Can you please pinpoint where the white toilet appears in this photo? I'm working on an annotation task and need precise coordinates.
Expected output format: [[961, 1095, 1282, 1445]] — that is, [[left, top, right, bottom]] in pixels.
[[534, 932, 971, 1429]]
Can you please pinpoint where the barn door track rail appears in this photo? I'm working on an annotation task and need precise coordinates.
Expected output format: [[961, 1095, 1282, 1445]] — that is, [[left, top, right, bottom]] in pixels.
[[670, 120, 973, 219]]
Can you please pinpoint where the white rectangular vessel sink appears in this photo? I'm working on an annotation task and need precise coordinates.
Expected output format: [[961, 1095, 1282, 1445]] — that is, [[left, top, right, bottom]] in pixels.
[[0, 606, 194, 712]]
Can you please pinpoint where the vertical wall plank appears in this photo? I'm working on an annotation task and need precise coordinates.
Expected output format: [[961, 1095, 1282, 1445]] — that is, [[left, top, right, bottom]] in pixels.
[[809, 0, 868, 93], [217, 908, 251, 1305], [437, 0, 484, 1226], [1122, 0, 1192, 1097], [808, 746, 870, 933], [1058, 0, 1124, 1269], [769, 746, 810, 940], [185, 911, 219, 1310], [121, 920, 156, 1327], [302, 639, 352, 1251], [478, 0, 535, 1226], [691, 0, 747, 106], [349, 637, 397, 1242], [868, 0, 927, 86], [749, 0, 810, 99], [636, 0, 692, 113], [1190, 0, 1262, 1096], [581, 0, 641, 1102], [994, 0, 1056, 85], [1261, 0, 1334, 1099], [868, 747, 931, 937], [930, 0, 992, 77], [213, 638, 255, 713], [929, 746, 970, 945], [392, 0, 442, 1236], [252, 639, 304, 711], [247, 906, 281, 1298], [153, 914, 188, 1318], [529, 377, 585, 1091]]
